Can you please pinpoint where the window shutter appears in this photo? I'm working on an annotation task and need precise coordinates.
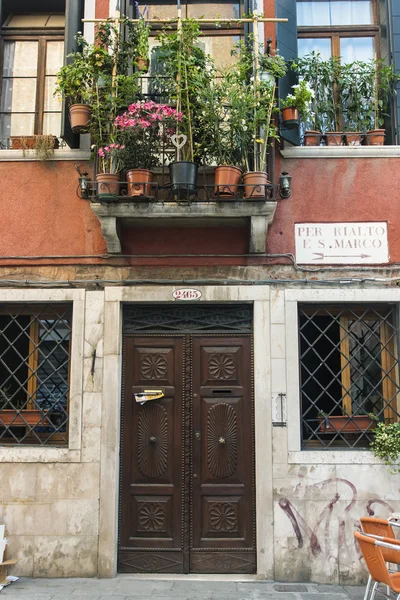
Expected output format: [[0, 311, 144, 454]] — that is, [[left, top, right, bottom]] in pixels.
[[61, 0, 85, 148], [275, 0, 300, 145]]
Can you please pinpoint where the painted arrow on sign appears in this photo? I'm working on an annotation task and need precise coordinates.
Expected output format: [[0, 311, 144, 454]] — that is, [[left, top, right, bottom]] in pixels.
[[312, 253, 372, 260]]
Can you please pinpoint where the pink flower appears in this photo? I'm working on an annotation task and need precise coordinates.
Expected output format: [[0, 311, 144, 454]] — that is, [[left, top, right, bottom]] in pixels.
[[98, 148, 105, 157]]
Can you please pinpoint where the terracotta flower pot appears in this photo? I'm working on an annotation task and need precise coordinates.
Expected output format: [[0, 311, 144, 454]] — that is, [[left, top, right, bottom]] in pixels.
[[126, 169, 153, 197], [214, 165, 242, 197], [325, 131, 344, 146], [243, 171, 270, 199], [366, 129, 386, 146], [0, 409, 48, 427], [345, 132, 363, 146], [281, 107, 299, 129], [318, 415, 376, 434], [304, 130, 321, 146], [137, 57, 150, 72], [69, 104, 91, 132], [96, 173, 120, 198]]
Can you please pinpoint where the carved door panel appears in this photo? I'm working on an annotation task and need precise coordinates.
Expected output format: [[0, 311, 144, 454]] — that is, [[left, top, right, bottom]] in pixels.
[[119, 333, 255, 574], [190, 336, 255, 573], [119, 337, 185, 573]]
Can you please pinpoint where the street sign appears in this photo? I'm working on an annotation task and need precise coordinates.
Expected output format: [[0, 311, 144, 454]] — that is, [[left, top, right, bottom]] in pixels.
[[295, 222, 389, 265]]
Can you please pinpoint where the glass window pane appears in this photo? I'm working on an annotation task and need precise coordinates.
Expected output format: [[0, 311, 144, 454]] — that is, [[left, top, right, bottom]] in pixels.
[[0, 78, 37, 113], [46, 41, 64, 75], [44, 76, 61, 111], [2, 41, 38, 77], [298, 38, 332, 58], [187, 1, 240, 19], [197, 35, 242, 70], [297, 1, 373, 26], [43, 112, 61, 136], [341, 37, 375, 63], [9, 113, 35, 136]]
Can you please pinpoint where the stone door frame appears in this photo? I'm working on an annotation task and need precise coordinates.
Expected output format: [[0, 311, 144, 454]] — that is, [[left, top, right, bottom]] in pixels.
[[98, 286, 273, 578]]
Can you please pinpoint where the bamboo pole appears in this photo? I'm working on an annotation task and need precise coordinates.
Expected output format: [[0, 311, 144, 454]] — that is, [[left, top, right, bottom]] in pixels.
[[253, 12, 259, 171]]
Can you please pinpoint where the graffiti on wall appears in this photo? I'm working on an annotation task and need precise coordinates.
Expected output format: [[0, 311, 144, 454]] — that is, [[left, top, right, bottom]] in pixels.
[[278, 478, 395, 557]]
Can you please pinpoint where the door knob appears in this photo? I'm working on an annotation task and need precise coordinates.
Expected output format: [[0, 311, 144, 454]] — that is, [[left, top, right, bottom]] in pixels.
[[149, 436, 157, 444], [218, 436, 226, 445], [195, 431, 201, 440]]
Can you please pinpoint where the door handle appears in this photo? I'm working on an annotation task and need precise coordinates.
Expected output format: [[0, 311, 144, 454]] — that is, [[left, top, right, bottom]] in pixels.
[[218, 436, 226, 445], [195, 431, 201, 440], [149, 436, 157, 444]]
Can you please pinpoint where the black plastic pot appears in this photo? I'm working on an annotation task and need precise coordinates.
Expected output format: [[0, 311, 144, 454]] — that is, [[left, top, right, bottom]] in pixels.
[[169, 161, 198, 199]]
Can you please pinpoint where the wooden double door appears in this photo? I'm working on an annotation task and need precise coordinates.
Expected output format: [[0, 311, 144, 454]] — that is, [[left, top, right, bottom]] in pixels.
[[118, 334, 255, 574]]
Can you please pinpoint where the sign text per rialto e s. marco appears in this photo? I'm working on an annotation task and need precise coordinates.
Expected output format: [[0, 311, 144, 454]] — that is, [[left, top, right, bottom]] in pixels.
[[294, 222, 389, 265]]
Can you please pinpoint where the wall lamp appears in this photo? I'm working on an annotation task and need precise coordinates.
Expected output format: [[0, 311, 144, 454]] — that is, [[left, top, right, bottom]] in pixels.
[[279, 171, 292, 199], [75, 165, 91, 199]]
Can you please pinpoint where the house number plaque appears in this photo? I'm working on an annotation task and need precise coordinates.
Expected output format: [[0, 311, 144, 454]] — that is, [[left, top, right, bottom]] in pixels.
[[173, 288, 202, 300]]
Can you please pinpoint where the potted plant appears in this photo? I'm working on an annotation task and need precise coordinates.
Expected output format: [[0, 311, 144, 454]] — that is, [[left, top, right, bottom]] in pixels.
[[341, 60, 373, 146], [242, 75, 279, 198], [157, 20, 214, 198], [371, 420, 400, 474], [366, 60, 400, 145], [0, 387, 48, 427], [55, 33, 110, 132], [293, 53, 341, 146], [135, 5, 151, 72], [259, 50, 287, 82], [10, 134, 60, 155], [197, 71, 244, 197], [96, 143, 126, 198], [281, 80, 314, 131], [318, 411, 376, 433], [114, 100, 182, 196]]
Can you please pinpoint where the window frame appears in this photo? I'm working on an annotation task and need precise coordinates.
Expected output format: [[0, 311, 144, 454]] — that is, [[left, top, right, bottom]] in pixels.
[[285, 289, 400, 462], [298, 303, 399, 450], [297, 0, 380, 60], [0, 30, 64, 142], [0, 289, 84, 462]]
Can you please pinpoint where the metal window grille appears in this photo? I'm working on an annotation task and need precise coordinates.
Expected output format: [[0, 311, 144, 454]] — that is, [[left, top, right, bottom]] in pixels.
[[299, 304, 400, 449], [0, 304, 72, 446]]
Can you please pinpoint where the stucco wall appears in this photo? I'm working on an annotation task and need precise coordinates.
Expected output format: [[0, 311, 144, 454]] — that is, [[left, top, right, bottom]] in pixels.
[[0, 284, 398, 581], [1, 156, 400, 266]]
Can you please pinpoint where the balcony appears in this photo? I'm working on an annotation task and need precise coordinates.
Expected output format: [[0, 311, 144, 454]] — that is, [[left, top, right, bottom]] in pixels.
[[85, 170, 278, 254]]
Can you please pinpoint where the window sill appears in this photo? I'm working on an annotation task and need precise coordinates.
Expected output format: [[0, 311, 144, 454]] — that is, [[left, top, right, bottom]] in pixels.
[[288, 450, 384, 464], [0, 447, 81, 462], [281, 145, 400, 159], [0, 148, 91, 162]]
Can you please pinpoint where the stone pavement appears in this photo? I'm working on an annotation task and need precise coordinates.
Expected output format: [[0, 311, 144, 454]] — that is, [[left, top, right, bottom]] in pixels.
[[0, 577, 367, 600]]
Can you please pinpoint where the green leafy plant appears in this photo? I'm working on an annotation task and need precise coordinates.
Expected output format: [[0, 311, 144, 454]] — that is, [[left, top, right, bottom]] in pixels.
[[156, 19, 215, 163], [292, 52, 342, 132], [370, 420, 400, 474], [259, 50, 287, 79], [54, 33, 110, 106], [135, 5, 151, 63], [87, 20, 140, 157], [281, 79, 314, 120]]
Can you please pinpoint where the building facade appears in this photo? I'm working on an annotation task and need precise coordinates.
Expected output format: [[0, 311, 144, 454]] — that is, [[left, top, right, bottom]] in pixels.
[[0, 0, 400, 584]]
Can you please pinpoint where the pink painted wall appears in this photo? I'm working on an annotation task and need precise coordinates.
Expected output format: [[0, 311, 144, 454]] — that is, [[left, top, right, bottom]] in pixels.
[[0, 157, 399, 266]]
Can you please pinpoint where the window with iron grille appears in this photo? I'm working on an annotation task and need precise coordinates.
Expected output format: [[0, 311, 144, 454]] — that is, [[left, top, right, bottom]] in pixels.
[[0, 303, 72, 446], [299, 304, 400, 449]]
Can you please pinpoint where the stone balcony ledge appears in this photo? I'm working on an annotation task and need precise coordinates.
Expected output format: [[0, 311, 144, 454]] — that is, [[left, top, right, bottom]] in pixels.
[[91, 200, 278, 254]]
